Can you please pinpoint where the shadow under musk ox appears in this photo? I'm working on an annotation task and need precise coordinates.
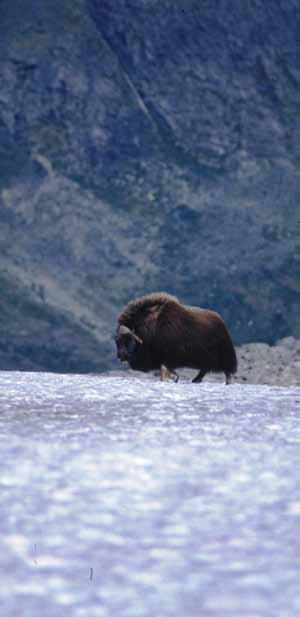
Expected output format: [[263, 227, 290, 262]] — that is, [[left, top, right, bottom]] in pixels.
[[115, 292, 237, 384]]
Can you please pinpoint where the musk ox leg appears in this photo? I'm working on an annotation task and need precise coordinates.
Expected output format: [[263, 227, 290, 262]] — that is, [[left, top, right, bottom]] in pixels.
[[169, 369, 179, 383], [160, 365, 170, 381], [160, 365, 179, 382], [192, 369, 207, 383], [225, 372, 233, 385]]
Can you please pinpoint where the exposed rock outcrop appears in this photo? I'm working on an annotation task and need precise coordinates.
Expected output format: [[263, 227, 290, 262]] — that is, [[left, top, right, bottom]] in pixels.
[[0, 0, 299, 371]]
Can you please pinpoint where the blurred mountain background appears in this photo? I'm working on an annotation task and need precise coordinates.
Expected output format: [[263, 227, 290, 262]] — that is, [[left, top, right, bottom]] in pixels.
[[0, 0, 299, 372]]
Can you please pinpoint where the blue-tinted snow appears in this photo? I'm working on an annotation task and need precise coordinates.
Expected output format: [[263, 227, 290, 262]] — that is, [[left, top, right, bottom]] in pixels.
[[0, 371, 300, 617]]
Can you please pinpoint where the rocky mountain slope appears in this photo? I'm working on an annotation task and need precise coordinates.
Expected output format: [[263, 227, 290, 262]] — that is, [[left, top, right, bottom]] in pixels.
[[0, 0, 299, 372]]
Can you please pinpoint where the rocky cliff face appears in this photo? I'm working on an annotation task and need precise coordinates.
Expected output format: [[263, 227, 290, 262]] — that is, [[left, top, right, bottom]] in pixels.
[[0, 0, 299, 372]]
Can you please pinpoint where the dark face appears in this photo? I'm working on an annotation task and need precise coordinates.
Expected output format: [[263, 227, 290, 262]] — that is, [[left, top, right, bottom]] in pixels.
[[115, 330, 141, 364]]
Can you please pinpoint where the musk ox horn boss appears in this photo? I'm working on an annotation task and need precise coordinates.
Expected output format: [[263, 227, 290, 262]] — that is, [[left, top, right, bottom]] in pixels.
[[115, 292, 237, 385]]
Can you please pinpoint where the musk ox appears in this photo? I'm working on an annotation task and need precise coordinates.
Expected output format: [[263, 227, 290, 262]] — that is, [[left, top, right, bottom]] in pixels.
[[115, 292, 237, 384]]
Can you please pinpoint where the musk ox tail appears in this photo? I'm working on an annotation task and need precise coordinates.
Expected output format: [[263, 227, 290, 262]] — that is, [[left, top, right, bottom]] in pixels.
[[219, 328, 238, 375]]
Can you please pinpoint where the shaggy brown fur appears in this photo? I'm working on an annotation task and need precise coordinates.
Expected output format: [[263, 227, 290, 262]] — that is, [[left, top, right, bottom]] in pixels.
[[115, 292, 237, 384]]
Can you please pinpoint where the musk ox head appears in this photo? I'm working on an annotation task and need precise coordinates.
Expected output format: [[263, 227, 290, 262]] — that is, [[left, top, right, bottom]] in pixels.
[[115, 325, 143, 364]]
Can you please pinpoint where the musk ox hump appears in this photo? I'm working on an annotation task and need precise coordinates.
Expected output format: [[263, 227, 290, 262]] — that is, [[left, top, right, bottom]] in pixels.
[[118, 292, 179, 345], [118, 293, 178, 327]]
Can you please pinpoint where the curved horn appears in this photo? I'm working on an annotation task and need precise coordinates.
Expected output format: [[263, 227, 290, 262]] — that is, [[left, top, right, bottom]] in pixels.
[[118, 325, 132, 335], [116, 324, 143, 344], [133, 331, 143, 345]]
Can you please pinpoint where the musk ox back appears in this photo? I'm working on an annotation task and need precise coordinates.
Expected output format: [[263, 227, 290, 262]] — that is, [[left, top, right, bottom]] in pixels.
[[115, 292, 237, 384]]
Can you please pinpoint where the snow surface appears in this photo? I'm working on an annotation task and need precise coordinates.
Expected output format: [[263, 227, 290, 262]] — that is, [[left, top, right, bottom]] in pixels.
[[0, 371, 300, 617]]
